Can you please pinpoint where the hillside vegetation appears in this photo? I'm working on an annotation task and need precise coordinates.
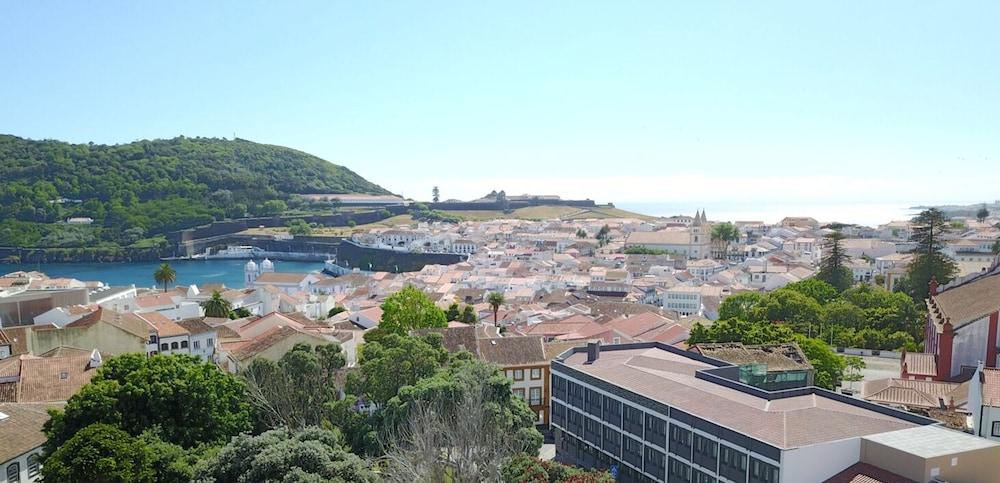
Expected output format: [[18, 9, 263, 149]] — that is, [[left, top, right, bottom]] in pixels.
[[0, 135, 388, 248]]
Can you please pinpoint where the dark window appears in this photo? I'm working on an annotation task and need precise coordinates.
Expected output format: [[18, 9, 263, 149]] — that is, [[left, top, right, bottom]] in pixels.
[[749, 457, 779, 483], [552, 401, 566, 427], [149, 335, 158, 344], [622, 434, 643, 468], [160, 343, 169, 351], [584, 417, 601, 446], [693, 467, 717, 483], [993, 421, 1000, 437], [603, 395, 622, 427], [567, 380, 585, 408], [180, 340, 189, 349], [585, 388, 602, 416], [692, 433, 718, 471], [668, 457, 692, 483], [602, 425, 621, 457], [27, 453, 40, 478], [669, 425, 693, 460], [644, 445, 666, 480], [553, 375, 567, 402], [6, 462, 20, 483], [170, 341, 179, 349], [567, 408, 583, 436], [623, 404, 644, 438], [644, 413, 667, 448], [719, 444, 748, 483]]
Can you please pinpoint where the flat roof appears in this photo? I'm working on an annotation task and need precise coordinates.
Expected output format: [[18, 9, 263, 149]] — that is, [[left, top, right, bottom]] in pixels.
[[862, 426, 999, 458], [558, 345, 924, 450]]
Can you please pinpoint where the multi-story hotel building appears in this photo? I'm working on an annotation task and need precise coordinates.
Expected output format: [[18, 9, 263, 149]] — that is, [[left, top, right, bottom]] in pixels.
[[550, 342, 1000, 483]]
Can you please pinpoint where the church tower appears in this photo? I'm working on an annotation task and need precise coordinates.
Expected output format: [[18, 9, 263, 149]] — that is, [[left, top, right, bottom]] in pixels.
[[245, 259, 259, 287]]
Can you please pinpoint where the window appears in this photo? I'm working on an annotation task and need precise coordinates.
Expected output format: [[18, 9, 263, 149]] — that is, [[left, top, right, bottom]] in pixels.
[[170, 341, 179, 350], [193, 340, 201, 350], [149, 335, 158, 344], [207, 337, 214, 346], [514, 369, 524, 381], [160, 343, 168, 351], [506, 370, 514, 379], [529, 387, 542, 406], [992, 421, 1000, 437], [27, 453, 40, 479], [180, 340, 189, 349], [6, 462, 20, 483], [59, 371, 69, 380], [530, 368, 542, 380], [513, 388, 525, 400]]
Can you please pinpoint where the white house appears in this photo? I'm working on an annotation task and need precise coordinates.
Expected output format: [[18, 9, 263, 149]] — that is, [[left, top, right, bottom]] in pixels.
[[349, 306, 383, 329], [662, 285, 703, 317]]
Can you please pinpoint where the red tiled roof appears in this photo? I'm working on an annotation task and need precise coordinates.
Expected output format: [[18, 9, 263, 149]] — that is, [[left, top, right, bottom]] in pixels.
[[824, 463, 915, 483]]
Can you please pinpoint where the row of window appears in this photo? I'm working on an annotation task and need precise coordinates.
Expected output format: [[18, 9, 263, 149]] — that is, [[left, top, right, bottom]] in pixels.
[[513, 387, 543, 406], [6, 453, 41, 483], [554, 375, 780, 483], [156, 338, 215, 352], [506, 367, 543, 381]]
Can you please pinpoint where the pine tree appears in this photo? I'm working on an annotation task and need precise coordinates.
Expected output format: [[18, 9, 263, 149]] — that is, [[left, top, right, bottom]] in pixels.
[[817, 231, 853, 292], [906, 208, 958, 301]]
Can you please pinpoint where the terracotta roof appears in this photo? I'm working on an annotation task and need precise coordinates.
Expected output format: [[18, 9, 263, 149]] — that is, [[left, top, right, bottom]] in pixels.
[[902, 352, 937, 377], [142, 315, 189, 338], [603, 312, 676, 339], [0, 352, 99, 403], [823, 463, 915, 483], [0, 402, 62, 462], [929, 269, 1000, 328], [136, 292, 175, 308], [231, 326, 326, 361], [477, 336, 547, 366], [982, 367, 1000, 406], [176, 318, 216, 335]]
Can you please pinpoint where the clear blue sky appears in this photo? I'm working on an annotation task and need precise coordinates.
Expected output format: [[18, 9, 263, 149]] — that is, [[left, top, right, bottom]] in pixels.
[[2, 1, 997, 209]]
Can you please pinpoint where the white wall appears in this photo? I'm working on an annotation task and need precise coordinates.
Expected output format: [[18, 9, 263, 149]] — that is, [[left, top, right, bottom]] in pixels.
[[952, 315, 989, 376], [780, 437, 861, 483], [2, 448, 43, 483]]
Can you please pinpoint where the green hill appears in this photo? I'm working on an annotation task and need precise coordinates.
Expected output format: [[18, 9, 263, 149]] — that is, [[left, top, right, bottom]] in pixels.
[[0, 135, 389, 248]]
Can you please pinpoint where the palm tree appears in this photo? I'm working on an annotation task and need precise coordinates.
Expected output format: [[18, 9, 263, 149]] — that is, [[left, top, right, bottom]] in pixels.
[[201, 290, 233, 318], [487, 292, 505, 327], [153, 263, 176, 292], [710, 222, 740, 260]]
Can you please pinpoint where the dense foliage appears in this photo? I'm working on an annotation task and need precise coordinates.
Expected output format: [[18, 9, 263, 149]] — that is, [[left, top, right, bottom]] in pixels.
[[0, 134, 387, 247], [41, 423, 156, 483], [244, 342, 346, 430], [502, 454, 615, 482], [371, 285, 448, 338], [43, 354, 252, 453], [196, 427, 377, 483]]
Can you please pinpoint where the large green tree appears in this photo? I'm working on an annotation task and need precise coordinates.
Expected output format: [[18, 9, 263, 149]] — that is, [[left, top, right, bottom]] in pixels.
[[817, 231, 853, 292], [906, 208, 958, 301], [377, 285, 447, 336], [346, 333, 451, 407], [381, 358, 543, 482], [784, 278, 839, 305], [244, 342, 346, 430], [196, 426, 377, 483], [43, 354, 251, 452], [41, 423, 155, 483]]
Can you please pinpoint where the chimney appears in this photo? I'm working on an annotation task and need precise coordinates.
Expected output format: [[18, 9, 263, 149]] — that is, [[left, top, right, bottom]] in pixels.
[[929, 276, 939, 296], [585, 341, 601, 364], [88, 349, 103, 369]]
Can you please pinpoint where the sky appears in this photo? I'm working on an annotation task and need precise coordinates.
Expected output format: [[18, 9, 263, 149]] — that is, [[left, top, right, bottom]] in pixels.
[[2, 1, 998, 219]]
